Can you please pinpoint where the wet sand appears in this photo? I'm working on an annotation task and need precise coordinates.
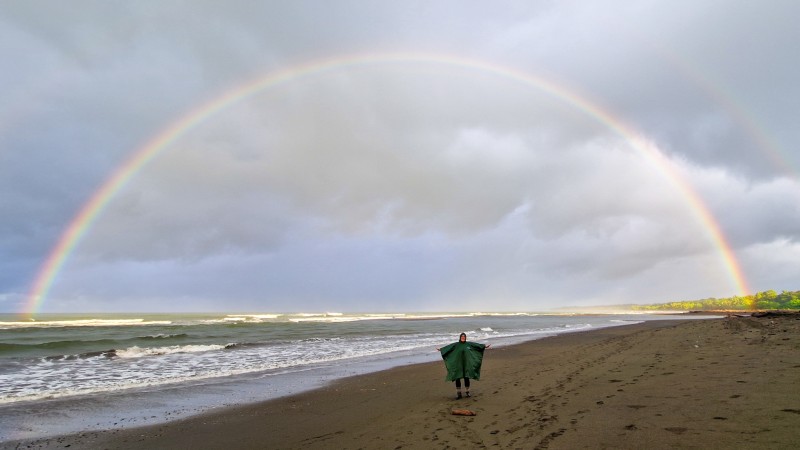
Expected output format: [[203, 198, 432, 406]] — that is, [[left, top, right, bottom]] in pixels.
[[5, 314, 799, 449]]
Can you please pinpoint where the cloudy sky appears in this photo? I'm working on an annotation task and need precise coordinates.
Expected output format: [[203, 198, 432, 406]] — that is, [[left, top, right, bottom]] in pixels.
[[2, 1, 799, 313]]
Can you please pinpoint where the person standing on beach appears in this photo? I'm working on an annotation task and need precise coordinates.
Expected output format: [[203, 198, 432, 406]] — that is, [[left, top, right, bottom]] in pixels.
[[437, 332, 491, 399]]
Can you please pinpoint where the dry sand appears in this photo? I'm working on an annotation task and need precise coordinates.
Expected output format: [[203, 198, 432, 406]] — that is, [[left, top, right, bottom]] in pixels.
[[5, 314, 799, 449]]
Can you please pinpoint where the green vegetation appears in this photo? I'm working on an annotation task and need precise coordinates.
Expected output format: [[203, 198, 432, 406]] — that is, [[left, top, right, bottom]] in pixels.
[[633, 289, 800, 311]]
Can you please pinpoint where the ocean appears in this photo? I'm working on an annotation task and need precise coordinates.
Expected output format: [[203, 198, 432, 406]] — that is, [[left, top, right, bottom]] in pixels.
[[0, 312, 698, 441]]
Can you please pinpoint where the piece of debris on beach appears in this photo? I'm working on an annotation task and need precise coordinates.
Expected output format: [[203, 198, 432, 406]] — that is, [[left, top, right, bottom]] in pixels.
[[451, 409, 476, 416]]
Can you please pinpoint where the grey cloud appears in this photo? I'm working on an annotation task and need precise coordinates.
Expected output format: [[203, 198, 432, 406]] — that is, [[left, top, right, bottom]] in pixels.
[[487, 1, 800, 179], [2, 1, 799, 311], [73, 67, 624, 260]]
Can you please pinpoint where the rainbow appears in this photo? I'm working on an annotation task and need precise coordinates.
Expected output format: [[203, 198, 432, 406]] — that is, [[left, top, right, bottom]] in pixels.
[[22, 52, 751, 315]]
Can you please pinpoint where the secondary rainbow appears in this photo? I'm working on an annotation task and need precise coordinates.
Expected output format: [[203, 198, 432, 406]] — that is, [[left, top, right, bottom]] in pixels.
[[626, 27, 797, 182], [23, 52, 751, 315], [651, 41, 797, 181]]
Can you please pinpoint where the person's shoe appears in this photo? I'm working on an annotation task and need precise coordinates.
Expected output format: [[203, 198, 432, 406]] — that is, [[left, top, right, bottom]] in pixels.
[[465, 392, 471, 397], [456, 393, 462, 399]]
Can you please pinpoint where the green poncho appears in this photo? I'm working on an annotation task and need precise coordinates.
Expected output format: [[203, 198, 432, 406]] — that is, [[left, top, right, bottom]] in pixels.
[[439, 341, 487, 381]]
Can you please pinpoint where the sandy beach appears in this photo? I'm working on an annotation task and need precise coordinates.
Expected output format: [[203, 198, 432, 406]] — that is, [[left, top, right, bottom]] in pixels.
[[5, 314, 799, 449]]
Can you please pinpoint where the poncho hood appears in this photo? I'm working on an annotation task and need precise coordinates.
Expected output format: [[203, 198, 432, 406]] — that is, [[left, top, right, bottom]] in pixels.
[[439, 341, 486, 381]]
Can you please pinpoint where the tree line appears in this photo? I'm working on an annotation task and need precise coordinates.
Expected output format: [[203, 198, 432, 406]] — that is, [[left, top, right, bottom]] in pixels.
[[632, 289, 800, 311]]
